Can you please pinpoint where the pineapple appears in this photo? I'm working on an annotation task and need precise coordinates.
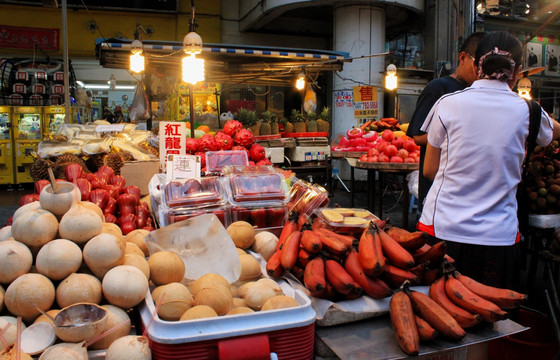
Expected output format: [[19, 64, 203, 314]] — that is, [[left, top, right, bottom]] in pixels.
[[283, 118, 294, 133], [259, 111, 272, 136], [291, 109, 306, 133], [317, 106, 331, 133], [306, 111, 318, 133], [237, 109, 260, 135], [270, 113, 279, 135]]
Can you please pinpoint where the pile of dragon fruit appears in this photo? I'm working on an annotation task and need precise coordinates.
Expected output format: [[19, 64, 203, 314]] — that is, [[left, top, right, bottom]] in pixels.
[[185, 120, 272, 171]]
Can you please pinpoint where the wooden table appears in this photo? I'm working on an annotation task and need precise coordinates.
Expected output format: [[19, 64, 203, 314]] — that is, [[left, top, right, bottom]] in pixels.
[[331, 151, 366, 208], [352, 161, 419, 229]]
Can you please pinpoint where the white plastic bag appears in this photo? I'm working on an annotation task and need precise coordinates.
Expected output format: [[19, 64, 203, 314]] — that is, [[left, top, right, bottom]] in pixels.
[[407, 170, 419, 199]]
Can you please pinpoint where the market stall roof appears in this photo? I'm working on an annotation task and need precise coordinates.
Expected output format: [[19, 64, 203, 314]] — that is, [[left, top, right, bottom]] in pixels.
[[96, 38, 349, 86]]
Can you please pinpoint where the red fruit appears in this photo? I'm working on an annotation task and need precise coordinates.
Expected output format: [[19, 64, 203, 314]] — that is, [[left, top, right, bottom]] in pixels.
[[346, 128, 364, 139], [117, 193, 138, 216], [34, 179, 50, 195], [362, 131, 378, 142], [378, 153, 390, 163], [267, 207, 286, 227], [409, 152, 419, 159], [198, 134, 219, 152], [195, 152, 206, 168], [232, 206, 251, 222], [103, 184, 119, 199], [256, 159, 272, 166], [19, 194, 36, 207], [381, 130, 395, 142], [349, 138, 367, 147], [104, 197, 117, 215], [98, 165, 114, 178], [248, 161, 256, 166], [233, 129, 254, 148], [359, 154, 368, 162], [367, 156, 378, 162], [384, 144, 398, 157], [403, 139, 417, 152], [104, 213, 117, 224], [90, 189, 110, 209], [391, 137, 404, 149], [339, 136, 351, 147], [250, 208, 267, 228], [397, 148, 409, 159], [367, 148, 380, 157], [75, 178, 92, 201], [414, 156, 420, 163], [185, 137, 199, 154], [119, 214, 138, 235], [64, 163, 83, 182], [95, 171, 109, 186], [249, 143, 266, 162], [375, 140, 388, 152], [390, 155, 404, 163], [223, 120, 243, 136], [83, 173, 102, 189], [124, 186, 141, 201], [136, 205, 151, 228], [110, 175, 126, 192], [214, 131, 234, 150], [404, 157, 415, 163]]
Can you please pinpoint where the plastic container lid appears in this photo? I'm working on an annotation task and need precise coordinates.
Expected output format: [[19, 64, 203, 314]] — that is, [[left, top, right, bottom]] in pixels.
[[163, 176, 226, 209], [229, 173, 288, 203], [222, 165, 278, 176], [314, 207, 378, 233], [206, 150, 249, 173]]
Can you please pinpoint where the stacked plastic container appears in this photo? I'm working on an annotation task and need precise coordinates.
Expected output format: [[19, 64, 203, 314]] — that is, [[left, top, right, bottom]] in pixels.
[[223, 165, 289, 236]]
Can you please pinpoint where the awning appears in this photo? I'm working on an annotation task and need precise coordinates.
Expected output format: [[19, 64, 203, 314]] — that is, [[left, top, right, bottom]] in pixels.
[[96, 38, 349, 86]]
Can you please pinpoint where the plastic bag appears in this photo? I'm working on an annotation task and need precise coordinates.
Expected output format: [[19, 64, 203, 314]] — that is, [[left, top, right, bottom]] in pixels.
[[38, 140, 84, 158], [129, 81, 151, 123], [407, 170, 419, 199], [81, 138, 113, 155]]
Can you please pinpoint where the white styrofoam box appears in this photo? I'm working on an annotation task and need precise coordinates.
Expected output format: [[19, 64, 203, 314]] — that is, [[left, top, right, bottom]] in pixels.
[[286, 145, 331, 162], [266, 147, 284, 163]]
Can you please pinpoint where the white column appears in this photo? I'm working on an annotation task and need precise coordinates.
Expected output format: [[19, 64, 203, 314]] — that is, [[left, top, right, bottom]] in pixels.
[[332, 4, 385, 180]]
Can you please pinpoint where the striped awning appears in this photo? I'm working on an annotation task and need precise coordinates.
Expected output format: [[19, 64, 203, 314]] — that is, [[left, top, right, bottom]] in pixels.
[[96, 39, 349, 85]]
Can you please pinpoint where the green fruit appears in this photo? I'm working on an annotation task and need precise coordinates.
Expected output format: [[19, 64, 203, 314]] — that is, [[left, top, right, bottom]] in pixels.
[[547, 194, 557, 204], [553, 140, 559, 148], [546, 165, 555, 174], [538, 188, 548, 197]]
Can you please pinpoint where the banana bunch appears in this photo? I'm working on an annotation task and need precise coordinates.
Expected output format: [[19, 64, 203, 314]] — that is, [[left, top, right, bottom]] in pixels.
[[265, 213, 453, 302]]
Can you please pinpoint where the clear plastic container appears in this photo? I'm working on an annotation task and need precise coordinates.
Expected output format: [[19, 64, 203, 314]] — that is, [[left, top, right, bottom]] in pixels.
[[314, 207, 378, 233], [160, 205, 230, 228], [228, 172, 288, 203], [230, 204, 287, 229], [206, 150, 248, 173], [222, 165, 277, 176], [163, 176, 226, 209], [289, 182, 329, 216]]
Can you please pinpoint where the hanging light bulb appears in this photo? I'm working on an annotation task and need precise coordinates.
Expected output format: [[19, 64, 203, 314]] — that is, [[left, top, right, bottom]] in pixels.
[[182, 31, 205, 85], [385, 64, 398, 91], [296, 71, 305, 90], [518, 77, 532, 100], [130, 39, 145, 73]]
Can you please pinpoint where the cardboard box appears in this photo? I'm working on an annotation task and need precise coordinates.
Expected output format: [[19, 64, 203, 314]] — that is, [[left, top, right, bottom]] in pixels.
[[286, 145, 331, 162], [120, 160, 161, 195], [266, 147, 285, 163]]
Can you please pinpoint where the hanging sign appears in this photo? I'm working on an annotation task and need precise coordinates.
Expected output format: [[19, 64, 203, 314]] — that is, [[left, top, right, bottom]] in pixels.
[[159, 121, 186, 171], [353, 86, 379, 119], [334, 90, 353, 108], [166, 155, 200, 180]]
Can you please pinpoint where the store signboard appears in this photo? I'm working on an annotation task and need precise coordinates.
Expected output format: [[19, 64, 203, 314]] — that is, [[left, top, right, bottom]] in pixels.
[[0, 25, 59, 51], [353, 86, 379, 120], [334, 90, 353, 108], [159, 121, 186, 171], [166, 155, 200, 180], [518, 32, 560, 77]]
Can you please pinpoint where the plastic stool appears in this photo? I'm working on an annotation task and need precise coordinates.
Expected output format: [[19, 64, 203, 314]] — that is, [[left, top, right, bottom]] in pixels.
[[409, 194, 418, 214]]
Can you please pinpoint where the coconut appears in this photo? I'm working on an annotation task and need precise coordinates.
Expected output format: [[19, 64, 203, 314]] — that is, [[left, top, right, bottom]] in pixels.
[[56, 273, 102, 308], [236, 248, 246, 256], [148, 251, 185, 286], [152, 282, 194, 321], [180, 305, 218, 321], [125, 229, 149, 256], [244, 281, 283, 311], [261, 295, 299, 311], [0, 226, 12, 242], [239, 254, 262, 281], [53, 303, 107, 343], [190, 273, 230, 297], [105, 335, 151, 360], [36, 239, 82, 281], [0, 344, 33, 359], [4, 273, 55, 321], [125, 242, 144, 257], [256, 278, 284, 294], [0, 240, 33, 284], [232, 297, 246, 308], [101, 223, 124, 241], [11, 209, 58, 247], [21, 321, 57, 356], [252, 231, 279, 260], [83, 233, 126, 279], [39, 181, 81, 216], [38, 342, 88, 360], [58, 201, 103, 244], [226, 306, 254, 315], [0, 316, 26, 351], [81, 201, 105, 222], [0, 286, 3, 312], [102, 265, 149, 309], [12, 201, 41, 222], [33, 309, 60, 325], [226, 221, 255, 249], [89, 305, 131, 350], [123, 254, 150, 279], [194, 286, 233, 315]]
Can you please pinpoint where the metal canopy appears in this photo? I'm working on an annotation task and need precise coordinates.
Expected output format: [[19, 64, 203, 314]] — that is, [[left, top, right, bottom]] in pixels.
[[96, 38, 349, 86]]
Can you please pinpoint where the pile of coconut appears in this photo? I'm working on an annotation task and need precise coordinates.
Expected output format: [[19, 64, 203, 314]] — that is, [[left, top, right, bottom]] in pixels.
[[0, 181, 152, 359]]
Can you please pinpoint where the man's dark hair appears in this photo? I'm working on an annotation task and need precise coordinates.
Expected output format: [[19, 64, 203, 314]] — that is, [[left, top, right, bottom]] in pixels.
[[460, 32, 486, 56]]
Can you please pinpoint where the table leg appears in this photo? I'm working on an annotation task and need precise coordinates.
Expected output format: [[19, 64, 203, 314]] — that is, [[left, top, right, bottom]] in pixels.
[[367, 169, 373, 212], [378, 171, 383, 219], [402, 175, 409, 229], [350, 166, 355, 208]]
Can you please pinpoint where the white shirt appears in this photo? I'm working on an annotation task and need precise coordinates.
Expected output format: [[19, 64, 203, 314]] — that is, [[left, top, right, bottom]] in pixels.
[[419, 79, 554, 246]]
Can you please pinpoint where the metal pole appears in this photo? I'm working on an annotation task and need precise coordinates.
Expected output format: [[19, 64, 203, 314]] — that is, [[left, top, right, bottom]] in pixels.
[[61, 0, 71, 123], [189, 83, 195, 138]]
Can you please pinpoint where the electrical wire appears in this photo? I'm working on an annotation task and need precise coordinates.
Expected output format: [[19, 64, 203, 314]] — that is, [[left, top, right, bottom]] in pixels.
[[79, 0, 110, 43]]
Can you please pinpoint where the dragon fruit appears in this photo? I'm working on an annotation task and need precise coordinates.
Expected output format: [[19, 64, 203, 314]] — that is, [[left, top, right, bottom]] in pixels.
[[223, 120, 243, 136], [195, 152, 206, 168], [234, 129, 254, 148], [185, 137, 199, 154], [198, 134, 219, 152], [249, 143, 266, 162], [214, 131, 234, 150], [256, 159, 272, 166]]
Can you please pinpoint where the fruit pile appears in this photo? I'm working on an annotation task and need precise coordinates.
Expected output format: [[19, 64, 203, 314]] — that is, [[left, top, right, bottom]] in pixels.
[[358, 130, 420, 163], [523, 140, 560, 214], [184, 119, 272, 170]]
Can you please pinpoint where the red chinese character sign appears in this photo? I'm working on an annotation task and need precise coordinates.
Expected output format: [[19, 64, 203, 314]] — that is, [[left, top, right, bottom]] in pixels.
[[353, 86, 379, 123], [159, 121, 186, 171]]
